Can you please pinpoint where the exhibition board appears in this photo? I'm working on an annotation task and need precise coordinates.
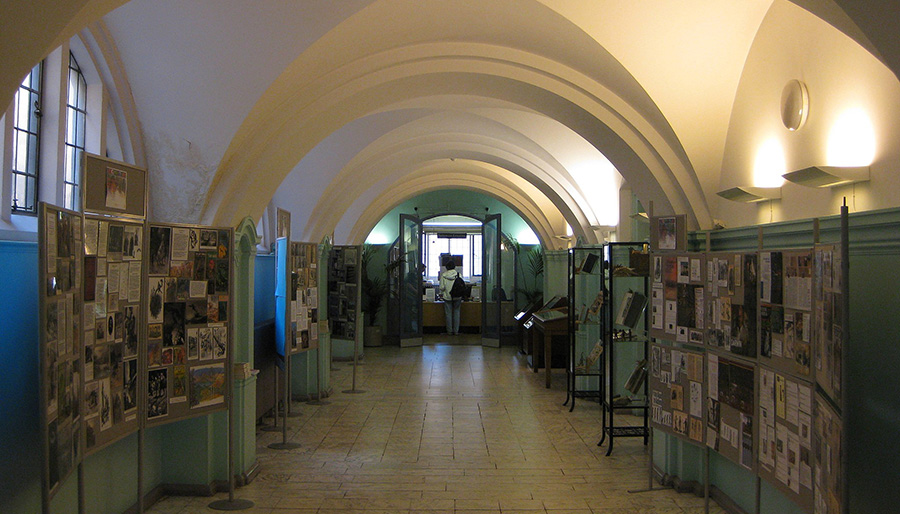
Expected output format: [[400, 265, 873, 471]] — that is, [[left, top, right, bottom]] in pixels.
[[39, 203, 85, 498], [758, 250, 814, 379], [707, 351, 757, 471], [144, 222, 233, 427], [813, 244, 843, 408], [705, 252, 759, 359], [289, 242, 319, 352], [649, 342, 705, 446], [648, 237, 847, 513], [327, 245, 359, 340], [82, 214, 143, 453], [649, 252, 706, 344], [813, 391, 842, 514], [758, 365, 815, 511]]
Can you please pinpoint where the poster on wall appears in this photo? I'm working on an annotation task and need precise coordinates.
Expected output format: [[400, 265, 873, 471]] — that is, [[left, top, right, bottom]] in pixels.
[[649, 252, 706, 344], [39, 203, 84, 497], [144, 223, 232, 427], [705, 252, 758, 359], [759, 250, 814, 378], [706, 351, 757, 471], [649, 342, 706, 445], [81, 215, 143, 455]]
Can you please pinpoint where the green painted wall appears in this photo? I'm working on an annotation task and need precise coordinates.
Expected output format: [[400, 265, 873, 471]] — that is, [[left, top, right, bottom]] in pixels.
[[366, 189, 540, 246]]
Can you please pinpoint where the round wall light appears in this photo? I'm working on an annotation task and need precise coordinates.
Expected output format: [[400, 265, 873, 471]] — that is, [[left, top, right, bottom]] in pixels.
[[781, 79, 809, 131]]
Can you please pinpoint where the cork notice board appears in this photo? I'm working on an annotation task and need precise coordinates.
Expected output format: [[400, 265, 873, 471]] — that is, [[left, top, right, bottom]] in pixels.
[[82, 153, 147, 219]]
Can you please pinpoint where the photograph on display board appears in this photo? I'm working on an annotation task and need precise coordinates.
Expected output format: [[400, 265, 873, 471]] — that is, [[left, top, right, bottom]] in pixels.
[[650, 252, 705, 344], [189, 363, 226, 409]]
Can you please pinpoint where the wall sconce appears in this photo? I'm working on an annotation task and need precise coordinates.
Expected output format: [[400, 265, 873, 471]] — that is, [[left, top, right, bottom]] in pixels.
[[716, 186, 782, 203], [781, 80, 809, 131], [782, 165, 869, 188]]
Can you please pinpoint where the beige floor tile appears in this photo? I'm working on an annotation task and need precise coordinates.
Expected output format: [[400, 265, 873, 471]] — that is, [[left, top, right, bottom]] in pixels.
[[146, 345, 724, 514]]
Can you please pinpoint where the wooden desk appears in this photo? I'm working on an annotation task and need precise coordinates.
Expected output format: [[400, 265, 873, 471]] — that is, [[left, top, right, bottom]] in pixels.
[[526, 310, 568, 388], [423, 301, 482, 331]]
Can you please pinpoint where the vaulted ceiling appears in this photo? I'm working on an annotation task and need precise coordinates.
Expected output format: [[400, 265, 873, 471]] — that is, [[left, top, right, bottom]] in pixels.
[[2, 0, 898, 247]]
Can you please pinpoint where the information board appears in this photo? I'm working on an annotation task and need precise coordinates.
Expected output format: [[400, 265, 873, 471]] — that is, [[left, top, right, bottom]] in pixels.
[[705, 252, 758, 359], [759, 250, 814, 378], [289, 242, 319, 352], [650, 252, 706, 344], [707, 351, 756, 471], [82, 215, 143, 453], [39, 203, 84, 498], [813, 244, 843, 406], [758, 365, 815, 511], [649, 342, 706, 445], [328, 245, 359, 340], [144, 223, 232, 426], [813, 391, 843, 514]]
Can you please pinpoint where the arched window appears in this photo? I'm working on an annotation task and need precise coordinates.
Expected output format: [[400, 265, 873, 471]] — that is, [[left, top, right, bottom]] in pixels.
[[64, 51, 87, 211], [10, 62, 43, 214]]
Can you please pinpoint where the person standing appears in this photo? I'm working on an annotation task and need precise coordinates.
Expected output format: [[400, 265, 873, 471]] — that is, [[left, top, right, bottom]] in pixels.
[[440, 260, 463, 335]]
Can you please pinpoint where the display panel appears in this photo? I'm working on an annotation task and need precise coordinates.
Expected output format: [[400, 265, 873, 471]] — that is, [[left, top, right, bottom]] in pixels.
[[758, 365, 815, 511], [705, 252, 758, 359], [706, 351, 756, 471], [81, 153, 148, 219], [813, 391, 843, 514], [758, 250, 814, 378], [144, 223, 232, 426], [650, 252, 706, 344], [82, 215, 143, 453], [328, 245, 359, 339], [289, 242, 319, 352], [649, 342, 705, 445], [813, 244, 843, 407], [39, 203, 84, 497]]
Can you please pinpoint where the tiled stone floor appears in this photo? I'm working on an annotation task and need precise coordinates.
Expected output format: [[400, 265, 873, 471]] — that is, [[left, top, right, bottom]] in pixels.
[[147, 342, 724, 513]]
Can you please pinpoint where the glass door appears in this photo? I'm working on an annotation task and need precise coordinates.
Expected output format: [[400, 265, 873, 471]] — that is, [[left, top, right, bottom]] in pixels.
[[481, 214, 501, 347], [399, 214, 423, 347]]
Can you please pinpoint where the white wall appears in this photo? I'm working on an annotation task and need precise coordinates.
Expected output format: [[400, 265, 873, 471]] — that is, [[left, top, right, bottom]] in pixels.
[[718, 0, 900, 229]]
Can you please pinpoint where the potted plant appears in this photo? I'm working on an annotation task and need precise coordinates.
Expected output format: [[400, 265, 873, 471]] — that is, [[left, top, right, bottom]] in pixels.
[[361, 244, 387, 346]]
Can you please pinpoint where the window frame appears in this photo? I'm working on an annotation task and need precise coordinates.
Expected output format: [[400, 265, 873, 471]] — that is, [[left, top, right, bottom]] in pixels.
[[63, 51, 87, 211], [10, 61, 43, 215]]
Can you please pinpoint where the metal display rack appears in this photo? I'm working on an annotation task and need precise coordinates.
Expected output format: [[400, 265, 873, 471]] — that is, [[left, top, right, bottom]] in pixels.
[[598, 242, 650, 456], [565, 245, 604, 411]]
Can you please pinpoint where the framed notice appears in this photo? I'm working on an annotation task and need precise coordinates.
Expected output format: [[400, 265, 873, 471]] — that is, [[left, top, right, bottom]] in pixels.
[[649, 214, 686, 252], [39, 203, 84, 498], [82, 153, 148, 219], [144, 222, 233, 427]]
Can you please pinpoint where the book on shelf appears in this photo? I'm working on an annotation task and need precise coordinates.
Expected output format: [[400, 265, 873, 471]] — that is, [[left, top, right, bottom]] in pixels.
[[577, 252, 600, 274], [615, 290, 647, 328], [575, 339, 604, 373]]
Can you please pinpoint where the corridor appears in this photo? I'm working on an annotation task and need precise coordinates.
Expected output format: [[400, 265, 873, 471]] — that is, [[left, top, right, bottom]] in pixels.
[[148, 343, 723, 513]]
